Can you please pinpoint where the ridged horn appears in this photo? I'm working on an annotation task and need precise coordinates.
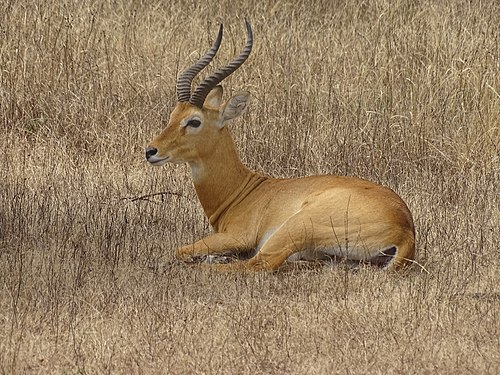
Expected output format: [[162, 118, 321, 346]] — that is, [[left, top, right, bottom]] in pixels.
[[189, 18, 253, 108], [176, 24, 223, 102]]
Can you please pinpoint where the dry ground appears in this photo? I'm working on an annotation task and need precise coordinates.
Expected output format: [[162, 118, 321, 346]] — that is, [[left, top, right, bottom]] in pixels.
[[0, 0, 499, 374]]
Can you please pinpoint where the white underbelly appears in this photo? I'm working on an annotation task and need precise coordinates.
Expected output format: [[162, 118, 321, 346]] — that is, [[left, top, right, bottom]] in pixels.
[[286, 247, 349, 262], [257, 228, 395, 263]]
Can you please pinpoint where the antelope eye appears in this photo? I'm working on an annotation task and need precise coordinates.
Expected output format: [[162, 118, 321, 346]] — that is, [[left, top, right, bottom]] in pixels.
[[187, 119, 201, 128]]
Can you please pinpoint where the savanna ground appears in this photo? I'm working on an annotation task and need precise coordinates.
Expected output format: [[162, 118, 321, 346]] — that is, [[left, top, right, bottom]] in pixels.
[[0, 0, 499, 373]]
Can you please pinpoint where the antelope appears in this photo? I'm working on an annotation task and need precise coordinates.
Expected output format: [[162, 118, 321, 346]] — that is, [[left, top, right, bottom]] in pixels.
[[146, 19, 415, 271]]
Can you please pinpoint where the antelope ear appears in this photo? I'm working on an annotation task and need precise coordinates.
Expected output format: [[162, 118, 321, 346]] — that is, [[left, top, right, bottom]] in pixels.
[[218, 91, 250, 128], [204, 86, 224, 109]]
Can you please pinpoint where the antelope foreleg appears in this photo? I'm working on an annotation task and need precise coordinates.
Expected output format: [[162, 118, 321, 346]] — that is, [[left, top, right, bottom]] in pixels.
[[176, 233, 250, 262], [202, 214, 314, 271]]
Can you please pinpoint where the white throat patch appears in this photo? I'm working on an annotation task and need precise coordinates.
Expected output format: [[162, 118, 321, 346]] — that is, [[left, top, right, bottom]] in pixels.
[[189, 163, 203, 182]]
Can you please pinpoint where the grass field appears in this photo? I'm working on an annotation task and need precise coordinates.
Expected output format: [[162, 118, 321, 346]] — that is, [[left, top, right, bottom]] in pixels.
[[0, 0, 499, 373]]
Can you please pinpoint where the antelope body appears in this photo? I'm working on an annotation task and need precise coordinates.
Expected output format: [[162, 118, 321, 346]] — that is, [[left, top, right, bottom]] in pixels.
[[146, 19, 415, 271]]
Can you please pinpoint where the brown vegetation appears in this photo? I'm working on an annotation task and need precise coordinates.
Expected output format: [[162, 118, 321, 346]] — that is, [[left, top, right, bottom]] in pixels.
[[0, 0, 498, 373]]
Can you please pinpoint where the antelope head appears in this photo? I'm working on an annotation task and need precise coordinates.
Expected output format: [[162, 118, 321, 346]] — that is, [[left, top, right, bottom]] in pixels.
[[146, 19, 253, 166]]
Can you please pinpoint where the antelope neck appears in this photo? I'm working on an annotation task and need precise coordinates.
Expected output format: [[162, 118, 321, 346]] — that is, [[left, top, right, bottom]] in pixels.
[[189, 128, 266, 230]]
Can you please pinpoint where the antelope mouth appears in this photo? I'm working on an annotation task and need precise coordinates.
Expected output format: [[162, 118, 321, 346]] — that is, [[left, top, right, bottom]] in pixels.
[[147, 155, 170, 166]]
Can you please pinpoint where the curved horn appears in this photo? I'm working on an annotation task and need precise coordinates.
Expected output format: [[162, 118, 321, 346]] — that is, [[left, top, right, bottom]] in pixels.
[[189, 18, 253, 108], [176, 24, 224, 102]]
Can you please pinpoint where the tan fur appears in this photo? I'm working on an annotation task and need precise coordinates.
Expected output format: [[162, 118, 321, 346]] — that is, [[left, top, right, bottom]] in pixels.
[[148, 87, 415, 271]]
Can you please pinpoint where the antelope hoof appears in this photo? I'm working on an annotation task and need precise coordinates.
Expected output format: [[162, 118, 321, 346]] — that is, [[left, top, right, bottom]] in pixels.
[[202, 255, 231, 264], [175, 247, 196, 263]]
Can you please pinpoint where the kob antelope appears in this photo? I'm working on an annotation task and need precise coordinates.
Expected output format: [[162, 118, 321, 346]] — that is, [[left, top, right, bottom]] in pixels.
[[146, 19, 415, 271]]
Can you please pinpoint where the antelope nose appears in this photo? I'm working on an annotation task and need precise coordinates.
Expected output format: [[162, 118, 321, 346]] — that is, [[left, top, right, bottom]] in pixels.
[[145, 147, 158, 160]]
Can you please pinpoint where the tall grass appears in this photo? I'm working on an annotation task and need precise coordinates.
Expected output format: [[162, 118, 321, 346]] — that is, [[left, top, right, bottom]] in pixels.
[[0, 0, 498, 373]]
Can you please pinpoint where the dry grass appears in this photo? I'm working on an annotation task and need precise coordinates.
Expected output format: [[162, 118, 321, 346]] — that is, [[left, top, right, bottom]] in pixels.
[[0, 0, 499, 373]]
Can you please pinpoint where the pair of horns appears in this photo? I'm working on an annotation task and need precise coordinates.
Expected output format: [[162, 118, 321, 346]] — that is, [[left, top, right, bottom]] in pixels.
[[176, 18, 253, 108]]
